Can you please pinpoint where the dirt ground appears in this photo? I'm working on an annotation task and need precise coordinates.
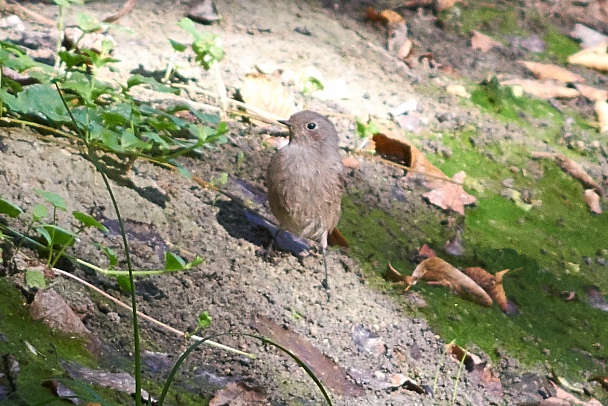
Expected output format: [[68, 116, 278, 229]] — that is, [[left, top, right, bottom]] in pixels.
[[1, 0, 607, 405]]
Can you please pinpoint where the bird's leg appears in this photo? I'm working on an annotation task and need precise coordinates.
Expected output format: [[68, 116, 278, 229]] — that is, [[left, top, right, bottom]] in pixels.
[[320, 230, 330, 291], [264, 228, 282, 262]]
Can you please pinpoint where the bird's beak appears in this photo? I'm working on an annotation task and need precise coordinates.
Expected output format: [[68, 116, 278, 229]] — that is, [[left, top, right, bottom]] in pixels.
[[278, 119, 291, 127]]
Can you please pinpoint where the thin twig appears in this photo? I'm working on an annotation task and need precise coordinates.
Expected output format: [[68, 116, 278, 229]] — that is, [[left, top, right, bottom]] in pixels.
[[52, 268, 255, 359]]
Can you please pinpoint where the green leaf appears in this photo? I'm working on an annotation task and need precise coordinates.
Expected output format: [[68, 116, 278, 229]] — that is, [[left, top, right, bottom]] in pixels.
[[164, 251, 186, 271], [169, 39, 187, 52], [36, 227, 52, 246], [3, 84, 71, 123], [116, 275, 133, 293], [37, 225, 77, 247], [95, 243, 117, 267], [76, 12, 102, 33], [197, 311, 212, 329], [32, 204, 49, 221], [0, 197, 23, 218], [25, 270, 46, 289], [126, 74, 179, 94], [73, 211, 108, 232], [34, 189, 67, 211]]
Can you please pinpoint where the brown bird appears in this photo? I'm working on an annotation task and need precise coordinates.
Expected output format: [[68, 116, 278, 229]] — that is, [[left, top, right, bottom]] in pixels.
[[266, 110, 344, 289]]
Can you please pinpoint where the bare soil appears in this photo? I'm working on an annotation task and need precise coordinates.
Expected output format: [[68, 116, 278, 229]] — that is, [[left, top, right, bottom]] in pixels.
[[1, 0, 606, 405]]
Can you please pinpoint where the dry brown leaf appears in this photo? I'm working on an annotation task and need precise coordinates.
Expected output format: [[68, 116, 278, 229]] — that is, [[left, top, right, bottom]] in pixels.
[[470, 31, 504, 52], [397, 39, 414, 60], [341, 155, 360, 169], [328, 227, 349, 248], [418, 244, 436, 258], [240, 73, 297, 124], [589, 375, 608, 391], [435, 0, 463, 12], [408, 257, 493, 306], [554, 155, 602, 196], [385, 262, 406, 283], [501, 79, 580, 99], [463, 267, 495, 290], [568, 43, 608, 71], [209, 382, 267, 406], [446, 84, 471, 98], [532, 152, 603, 196], [379, 9, 405, 24], [423, 171, 477, 215], [371, 132, 449, 181], [518, 60, 584, 83], [574, 83, 608, 102], [584, 189, 602, 214], [463, 267, 512, 313], [596, 100, 608, 132]]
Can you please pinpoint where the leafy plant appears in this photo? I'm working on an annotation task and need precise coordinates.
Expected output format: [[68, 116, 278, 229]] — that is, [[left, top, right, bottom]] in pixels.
[[53, 0, 84, 69], [175, 17, 228, 113]]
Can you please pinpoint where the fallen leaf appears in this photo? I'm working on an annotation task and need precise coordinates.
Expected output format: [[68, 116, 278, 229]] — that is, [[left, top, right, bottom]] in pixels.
[[423, 171, 477, 215], [574, 84, 608, 102], [209, 382, 267, 406], [568, 43, 608, 72], [463, 267, 495, 290], [470, 31, 504, 52], [250, 315, 364, 397], [407, 257, 493, 306], [446, 84, 471, 98], [501, 79, 580, 99], [518, 60, 584, 83], [397, 39, 414, 60], [596, 100, 608, 133], [463, 267, 513, 313], [435, 0, 462, 12], [371, 132, 448, 181], [588, 375, 608, 391], [341, 155, 360, 169], [239, 73, 297, 123], [418, 244, 436, 258], [448, 344, 503, 398], [570, 24, 608, 49], [385, 262, 406, 283], [378, 9, 405, 24], [554, 155, 603, 196], [584, 189, 602, 214], [328, 227, 349, 248], [532, 152, 603, 196]]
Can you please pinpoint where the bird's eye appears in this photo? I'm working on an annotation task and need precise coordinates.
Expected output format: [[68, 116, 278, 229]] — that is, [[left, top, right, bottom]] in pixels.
[[306, 122, 317, 130]]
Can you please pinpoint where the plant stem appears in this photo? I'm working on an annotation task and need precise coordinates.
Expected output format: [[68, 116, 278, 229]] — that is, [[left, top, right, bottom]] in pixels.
[[211, 62, 227, 118], [54, 6, 64, 70]]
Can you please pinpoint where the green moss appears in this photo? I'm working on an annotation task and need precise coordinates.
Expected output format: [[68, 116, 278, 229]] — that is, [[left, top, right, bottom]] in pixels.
[[542, 27, 580, 64], [0, 279, 107, 405], [340, 127, 608, 396], [0, 279, 211, 405], [440, 2, 522, 39]]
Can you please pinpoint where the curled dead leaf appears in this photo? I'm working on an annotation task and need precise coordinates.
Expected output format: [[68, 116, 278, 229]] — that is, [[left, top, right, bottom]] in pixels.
[[574, 83, 608, 102], [588, 375, 608, 391], [596, 100, 608, 133], [446, 84, 471, 98], [584, 189, 602, 214], [470, 31, 504, 52], [239, 73, 297, 124], [554, 155, 602, 196], [463, 267, 512, 313], [568, 43, 608, 72], [385, 262, 406, 283], [418, 244, 437, 258], [423, 171, 477, 215], [379, 9, 405, 24], [518, 60, 584, 83], [409, 257, 493, 306], [501, 78, 580, 99]]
